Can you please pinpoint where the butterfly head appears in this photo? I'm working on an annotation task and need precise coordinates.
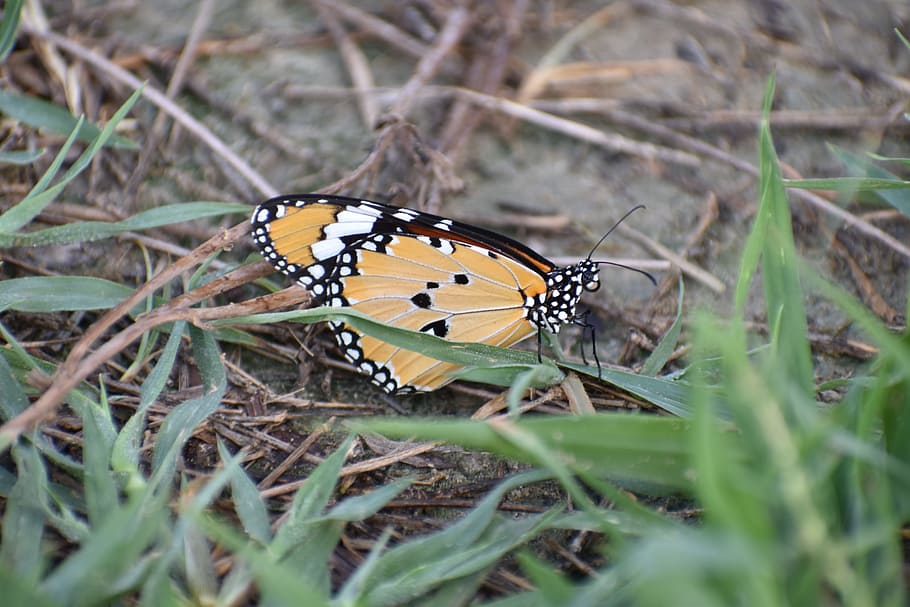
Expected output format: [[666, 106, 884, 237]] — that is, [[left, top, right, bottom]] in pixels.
[[530, 260, 600, 332]]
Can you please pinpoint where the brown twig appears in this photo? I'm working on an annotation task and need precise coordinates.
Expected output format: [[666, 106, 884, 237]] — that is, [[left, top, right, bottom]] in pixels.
[[452, 87, 701, 167], [618, 223, 726, 294], [20, 23, 278, 200], [438, 1, 528, 168], [314, 0, 379, 129], [125, 0, 217, 200], [318, 1, 433, 59], [388, 3, 472, 118]]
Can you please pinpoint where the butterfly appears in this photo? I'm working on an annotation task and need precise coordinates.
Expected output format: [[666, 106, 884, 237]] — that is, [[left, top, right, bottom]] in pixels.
[[251, 194, 643, 395]]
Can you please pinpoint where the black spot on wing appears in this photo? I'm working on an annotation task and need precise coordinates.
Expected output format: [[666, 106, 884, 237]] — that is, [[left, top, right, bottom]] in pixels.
[[411, 292, 432, 309], [453, 274, 469, 285], [426, 281, 439, 289], [419, 319, 449, 337]]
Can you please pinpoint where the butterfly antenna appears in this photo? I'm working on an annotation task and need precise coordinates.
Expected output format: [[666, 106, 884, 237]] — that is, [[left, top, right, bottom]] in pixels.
[[595, 260, 657, 286], [586, 204, 647, 260]]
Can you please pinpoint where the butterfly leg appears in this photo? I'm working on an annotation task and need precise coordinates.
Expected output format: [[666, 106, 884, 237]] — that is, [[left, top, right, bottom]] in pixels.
[[536, 327, 543, 363], [574, 311, 602, 380]]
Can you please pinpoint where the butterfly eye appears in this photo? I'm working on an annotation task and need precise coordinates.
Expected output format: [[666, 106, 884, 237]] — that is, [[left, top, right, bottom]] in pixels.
[[581, 266, 600, 292], [584, 276, 601, 292]]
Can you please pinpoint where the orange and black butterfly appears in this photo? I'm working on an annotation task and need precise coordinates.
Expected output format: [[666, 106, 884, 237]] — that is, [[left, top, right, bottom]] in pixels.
[[251, 194, 643, 394]]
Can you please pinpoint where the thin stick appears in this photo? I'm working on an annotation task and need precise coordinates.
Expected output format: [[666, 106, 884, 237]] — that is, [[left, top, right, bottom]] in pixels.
[[453, 87, 700, 167], [314, 0, 379, 129], [388, 4, 471, 117], [21, 24, 278, 199], [619, 224, 727, 294]]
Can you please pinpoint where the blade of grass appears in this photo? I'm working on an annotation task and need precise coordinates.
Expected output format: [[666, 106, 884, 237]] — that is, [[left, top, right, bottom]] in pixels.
[[747, 73, 814, 394], [0, 350, 29, 421], [560, 362, 698, 417], [0, 201, 247, 247], [217, 439, 272, 545], [0, 442, 49, 582], [640, 276, 684, 377], [81, 382, 119, 527], [40, 489, 170, 605], [0, 87, 141, 233], [150, 326, 226, 485], [111, 321, 185, 486], [270, 436, 355, 592], [0, 148, 45, 164], [0, 276, 134, 313], [0, 0, 23, 62], [197, 514, 330, 606], [354, 415, 692, 490], [0, 89, 137, 149]]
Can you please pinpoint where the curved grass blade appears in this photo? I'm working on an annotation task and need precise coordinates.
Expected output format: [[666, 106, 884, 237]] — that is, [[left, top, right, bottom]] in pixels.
[[0, 87, 142, 233], [0, 201, 247, 247], [0, 89, 137, 149], [0, 0, 23, 62], [354, 415, 692, 491], [0, 277, 133, 313]]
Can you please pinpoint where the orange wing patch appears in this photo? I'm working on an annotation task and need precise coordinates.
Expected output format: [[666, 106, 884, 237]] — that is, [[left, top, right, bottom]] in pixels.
[[333, 237, 544, 391], [264, 204, 340, 268]]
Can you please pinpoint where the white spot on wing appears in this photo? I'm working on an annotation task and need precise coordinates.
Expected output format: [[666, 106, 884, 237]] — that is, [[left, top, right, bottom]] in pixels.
[[311, 238, 345, 260], [393, 210, 416, 221], [324, 220, 376, 239], [355, 203, 383, 217]]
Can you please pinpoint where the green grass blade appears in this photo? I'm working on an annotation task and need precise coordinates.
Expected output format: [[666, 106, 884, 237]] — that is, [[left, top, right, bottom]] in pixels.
[[748, 74, 814, 394], [217, 439, 272, 544], [354, 415, 692, 491], [355, 471, 554, 606], [782, 176, 910, 192], [0, 567, 56, 607], [0, 350, 29, 420], [0, 89, 137, 149], [0, 116, 83, 234], [517, 551, 574, 604], [318, 477, 411, 523], [0, 148, 45, 165], [0, 276, 134, 313], [0, 0, 23, 62], [111, 321, 187, 483], [269, 436, 355, 593], [831, 146, 910, 216], [0, 443, 49, 582], [0, 201, 247, 247], [150, 326, 226, 484], [81, 384, 119, 527], [560, 362, 697, 417], [40, 491, 169, 605], [640, 275, 684, 377], [334, 528, 393, 605], [0, 87, 142, 233], [198, 515, 330, 606]]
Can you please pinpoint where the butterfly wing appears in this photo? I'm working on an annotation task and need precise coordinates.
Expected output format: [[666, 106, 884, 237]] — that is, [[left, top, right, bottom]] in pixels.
[[251, 194, 555, 393]]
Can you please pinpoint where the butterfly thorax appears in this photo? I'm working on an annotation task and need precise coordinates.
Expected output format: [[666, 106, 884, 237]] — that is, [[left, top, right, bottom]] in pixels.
[[526, 259, 600, 333]]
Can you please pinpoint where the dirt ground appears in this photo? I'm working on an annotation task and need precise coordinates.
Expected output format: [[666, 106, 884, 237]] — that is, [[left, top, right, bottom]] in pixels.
[[2, 0, 909, 597], [93, 0, 910, 391]]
